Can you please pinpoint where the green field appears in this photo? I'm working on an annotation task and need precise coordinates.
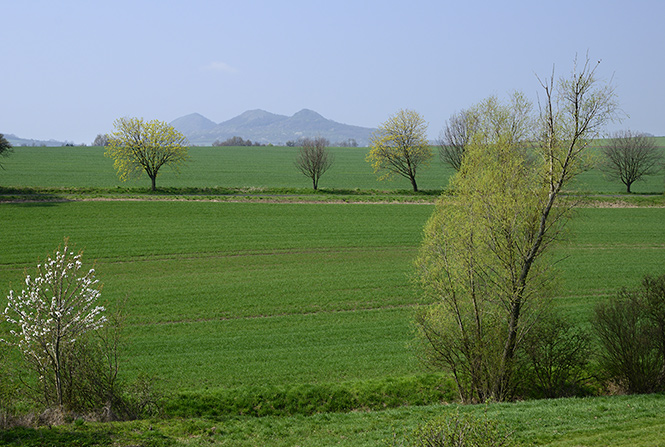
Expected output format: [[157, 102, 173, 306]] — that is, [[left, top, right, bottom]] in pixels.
[[2, 144, 664, 193], [1, 145, 665, 445], [1, 202, 663, 394]]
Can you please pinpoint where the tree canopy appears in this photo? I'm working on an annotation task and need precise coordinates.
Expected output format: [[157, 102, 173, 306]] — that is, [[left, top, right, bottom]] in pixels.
[[106, 117, 189, 191], [415, 57, 620, 402], [366, 109, 431, 192]]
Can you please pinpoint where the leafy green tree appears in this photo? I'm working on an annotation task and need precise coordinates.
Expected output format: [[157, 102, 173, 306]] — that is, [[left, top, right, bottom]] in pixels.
[[415, 58, 619, 402], [366, 109, 431, 192], [106, 117, 189, 191], [0, 133, 13, 168]]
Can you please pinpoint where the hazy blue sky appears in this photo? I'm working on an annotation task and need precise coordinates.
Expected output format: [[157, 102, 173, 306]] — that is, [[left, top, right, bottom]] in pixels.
[[2, 0, 663, 143]]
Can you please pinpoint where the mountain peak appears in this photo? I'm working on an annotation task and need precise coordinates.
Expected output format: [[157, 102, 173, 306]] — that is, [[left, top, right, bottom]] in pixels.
[[170, 109, 375, 146]]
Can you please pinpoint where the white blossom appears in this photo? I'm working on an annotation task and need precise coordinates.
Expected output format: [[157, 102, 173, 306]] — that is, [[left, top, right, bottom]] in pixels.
[[2, 240, 106, 401]]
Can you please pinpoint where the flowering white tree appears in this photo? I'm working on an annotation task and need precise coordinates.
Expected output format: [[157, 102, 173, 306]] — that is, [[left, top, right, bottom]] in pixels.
[[2, 239, 106, 408]]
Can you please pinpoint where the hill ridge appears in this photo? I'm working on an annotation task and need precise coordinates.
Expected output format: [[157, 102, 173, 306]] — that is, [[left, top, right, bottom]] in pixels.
[[170, 109, 374, 146]]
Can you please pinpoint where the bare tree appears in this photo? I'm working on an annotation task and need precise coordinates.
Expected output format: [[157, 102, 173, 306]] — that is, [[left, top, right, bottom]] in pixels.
[[437, 109, 477, 171], [600, 130, 663, 193], [93, 134, 110, 147], [295, 137, 333, 190]]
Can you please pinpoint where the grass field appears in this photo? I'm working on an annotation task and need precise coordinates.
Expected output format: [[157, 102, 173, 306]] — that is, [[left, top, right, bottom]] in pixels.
[[2, 144, 664, 193], [1, 202, 663, 394], [1, 144, 664, 445], [2, 394, 665, 446]]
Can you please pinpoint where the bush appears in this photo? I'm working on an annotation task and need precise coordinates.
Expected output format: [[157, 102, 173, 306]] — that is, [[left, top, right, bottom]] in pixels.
[[392, 410, 518, 447], [519, 313, 592, 398], [593, 273, 665, 393]]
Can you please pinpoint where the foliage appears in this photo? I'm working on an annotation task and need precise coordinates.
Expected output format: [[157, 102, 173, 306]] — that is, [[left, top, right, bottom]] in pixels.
[[106, 117, 189, 191], [2, 239, 106, 408], [0, 133, 13, 168], [415, 57, 619, 402], [367, 109, 431, 191], [294, 136, 334, 190], [394, 411, 517, 447], [519, 312, 592, 398], [600, 130, 663, 193], [593, 273, 665, 393]]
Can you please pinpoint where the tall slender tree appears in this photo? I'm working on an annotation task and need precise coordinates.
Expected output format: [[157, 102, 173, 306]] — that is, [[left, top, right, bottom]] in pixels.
[[415, 57, 619, 402]]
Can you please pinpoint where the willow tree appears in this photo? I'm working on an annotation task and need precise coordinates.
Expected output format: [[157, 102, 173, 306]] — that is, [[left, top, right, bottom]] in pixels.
[[366, 109, 431, 192], [106, 117, 189, 191], [415, 58, 619, 402]]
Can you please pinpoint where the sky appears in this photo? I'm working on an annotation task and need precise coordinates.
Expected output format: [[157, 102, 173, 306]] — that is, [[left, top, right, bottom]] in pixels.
[[2, 0, 664, 144]]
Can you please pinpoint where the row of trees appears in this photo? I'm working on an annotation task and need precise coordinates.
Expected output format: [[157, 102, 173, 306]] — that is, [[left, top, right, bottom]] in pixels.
[[96, 112, 660, 194], [437, 110, 663, 194], [212, 136, 265, 147]]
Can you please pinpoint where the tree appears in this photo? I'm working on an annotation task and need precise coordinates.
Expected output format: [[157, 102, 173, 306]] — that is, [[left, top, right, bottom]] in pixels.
[[0, 133, 13, 168], [93, 134, 110, 147], [295, 137, 333, 190], [437, 109, 477, 171], [366, 109, 431, 192], [106, 117, 189, 191], [2, 239, 106, 409], [600, 130, 662, 193], [415, 57, 619, 402]]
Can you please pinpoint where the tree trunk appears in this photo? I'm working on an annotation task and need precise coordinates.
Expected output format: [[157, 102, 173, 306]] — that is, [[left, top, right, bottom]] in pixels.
[[410, 175, 418, 192], [150, 175, 157, 191]]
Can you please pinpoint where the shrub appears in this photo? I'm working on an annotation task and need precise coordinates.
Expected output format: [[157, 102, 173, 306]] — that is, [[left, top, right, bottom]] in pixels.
[[519, 313, 592, 398], [392, 410, 518, 447], [593, 273, 665, 393]]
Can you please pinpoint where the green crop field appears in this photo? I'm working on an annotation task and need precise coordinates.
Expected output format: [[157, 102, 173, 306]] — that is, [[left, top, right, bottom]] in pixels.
[[1, 143, 664, 446], [1, 202, 663, 394], [2, 143, 664, 193]]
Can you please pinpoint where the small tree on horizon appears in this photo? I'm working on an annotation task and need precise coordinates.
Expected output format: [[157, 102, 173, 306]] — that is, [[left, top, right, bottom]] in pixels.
[[366, 109, 431, 192], [106, 117, 189, 191], [295, 136, 333, 190], [600, 130, 663, 193]]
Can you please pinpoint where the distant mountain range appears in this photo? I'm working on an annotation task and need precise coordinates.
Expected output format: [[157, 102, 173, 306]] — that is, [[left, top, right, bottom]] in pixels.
[[2, 133, 70, 147], [170, 109, 375, 146]]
